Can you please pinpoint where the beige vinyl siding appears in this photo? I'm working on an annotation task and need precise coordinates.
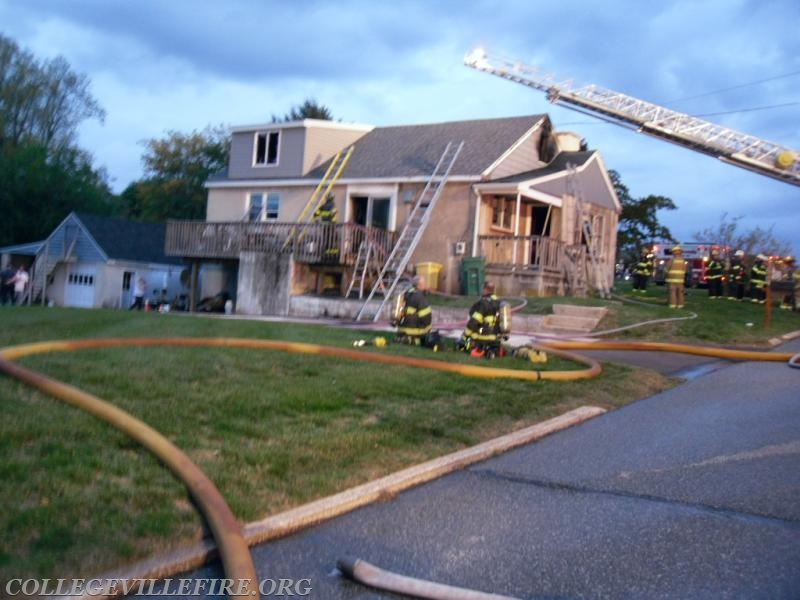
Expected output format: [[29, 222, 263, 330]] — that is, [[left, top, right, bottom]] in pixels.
[[206, 186, 323, 222], [302, 127, 370, 174], [487, 131, 543, 179], [207, 188, 249, 221]]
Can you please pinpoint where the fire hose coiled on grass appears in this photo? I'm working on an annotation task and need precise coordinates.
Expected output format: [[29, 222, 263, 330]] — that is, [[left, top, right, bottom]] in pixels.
[[0, 336, 795, 599]]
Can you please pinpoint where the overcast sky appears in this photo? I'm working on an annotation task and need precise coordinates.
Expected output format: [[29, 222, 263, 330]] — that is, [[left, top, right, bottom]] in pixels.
[[2, 0, 798, 254]]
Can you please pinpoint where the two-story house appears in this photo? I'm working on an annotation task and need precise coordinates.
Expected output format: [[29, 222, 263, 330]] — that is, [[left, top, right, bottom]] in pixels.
[[165, 114, 620, 317]]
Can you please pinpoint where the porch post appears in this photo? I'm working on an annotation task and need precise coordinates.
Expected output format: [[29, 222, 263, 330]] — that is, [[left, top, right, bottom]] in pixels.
[[190, 260, 199, 312], [512, 193, 521, 268]]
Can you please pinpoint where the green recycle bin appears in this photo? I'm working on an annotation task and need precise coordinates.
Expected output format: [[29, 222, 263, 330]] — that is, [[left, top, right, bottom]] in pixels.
[[461, 257, 485, 296]]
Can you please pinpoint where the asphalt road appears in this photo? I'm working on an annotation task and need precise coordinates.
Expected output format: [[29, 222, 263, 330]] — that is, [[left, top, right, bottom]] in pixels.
[[134, 338, 800, 600]]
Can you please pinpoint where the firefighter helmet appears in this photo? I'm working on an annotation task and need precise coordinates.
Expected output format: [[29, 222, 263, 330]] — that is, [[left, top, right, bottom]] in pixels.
[[734, 249, 744, 257], [672, 245, 683, 255]]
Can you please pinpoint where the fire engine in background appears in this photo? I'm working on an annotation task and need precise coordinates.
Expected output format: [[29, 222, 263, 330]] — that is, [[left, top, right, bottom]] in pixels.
[[652, 243, 729, 288]]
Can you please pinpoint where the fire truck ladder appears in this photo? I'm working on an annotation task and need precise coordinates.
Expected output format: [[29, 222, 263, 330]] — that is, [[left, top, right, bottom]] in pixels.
[[464, 49, 800, 187], [281, 145, 354, 250], [567, 165, 611, 298], [355, 140, 464, 322]]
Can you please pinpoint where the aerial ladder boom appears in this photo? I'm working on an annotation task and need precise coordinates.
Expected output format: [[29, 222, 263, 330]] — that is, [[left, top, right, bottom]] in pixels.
[[464, 49, 800, 187]]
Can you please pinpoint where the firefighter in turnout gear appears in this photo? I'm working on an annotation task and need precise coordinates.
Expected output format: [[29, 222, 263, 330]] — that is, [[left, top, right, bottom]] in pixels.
[[457, 281, 510, 358], [706, 249, 724, 299], [392, 275, 432, 345], [666, 246, 688, 308], [749, 254, 768, 304], [632, 250, 654, 293], [778, 256, 797, 311], [727, 250, 748, 301], [314, 193, 339, 262]]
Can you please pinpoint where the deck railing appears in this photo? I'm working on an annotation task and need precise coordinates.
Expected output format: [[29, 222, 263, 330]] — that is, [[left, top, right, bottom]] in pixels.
[[478, 235, 569, 272], [165, 221, 396, 265]]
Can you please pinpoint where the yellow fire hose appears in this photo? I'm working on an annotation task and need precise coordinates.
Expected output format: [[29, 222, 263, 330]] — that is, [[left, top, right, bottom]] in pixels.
[[0, 336, 794, 598], [534, 339, 797, 363]]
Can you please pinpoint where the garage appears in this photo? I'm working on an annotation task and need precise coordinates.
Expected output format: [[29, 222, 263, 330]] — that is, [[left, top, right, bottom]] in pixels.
[[65, 264, 96, 308]]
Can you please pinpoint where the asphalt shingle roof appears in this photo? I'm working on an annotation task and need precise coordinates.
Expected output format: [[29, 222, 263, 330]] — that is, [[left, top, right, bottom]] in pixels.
[[307, 115, 548, 179], [74, 213, 179, 265]]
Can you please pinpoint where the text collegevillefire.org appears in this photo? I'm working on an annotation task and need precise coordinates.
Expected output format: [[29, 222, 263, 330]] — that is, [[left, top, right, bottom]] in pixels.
[[5, 578, 313, 597]]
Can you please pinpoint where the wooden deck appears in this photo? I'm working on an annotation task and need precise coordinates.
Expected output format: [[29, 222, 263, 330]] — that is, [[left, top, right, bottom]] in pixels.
[[165, 221, 396, 266]]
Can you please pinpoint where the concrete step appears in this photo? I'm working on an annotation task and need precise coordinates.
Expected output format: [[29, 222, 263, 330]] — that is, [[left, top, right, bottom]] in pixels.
[[552, 304, 608, 320], [541, 314, 601, 332]]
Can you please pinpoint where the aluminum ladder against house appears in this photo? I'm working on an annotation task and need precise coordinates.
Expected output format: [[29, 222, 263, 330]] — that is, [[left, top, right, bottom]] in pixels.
[[345, 238, 388, 299], [354, 140, 464, 321], [567, 165, 610, 298], [280, 145, 355, 251]]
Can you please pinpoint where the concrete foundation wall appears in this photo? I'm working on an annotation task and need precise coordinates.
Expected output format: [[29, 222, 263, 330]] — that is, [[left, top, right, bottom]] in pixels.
[[236, 251, 292, 315]]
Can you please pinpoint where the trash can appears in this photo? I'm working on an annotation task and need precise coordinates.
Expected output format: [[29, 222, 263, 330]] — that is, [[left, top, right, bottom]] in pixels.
[[415, 262, 442, 291], [461, 257, 485, 296]]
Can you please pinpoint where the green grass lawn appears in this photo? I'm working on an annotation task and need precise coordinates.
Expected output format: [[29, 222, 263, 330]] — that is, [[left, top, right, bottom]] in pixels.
[[0, 294, 796, 581]]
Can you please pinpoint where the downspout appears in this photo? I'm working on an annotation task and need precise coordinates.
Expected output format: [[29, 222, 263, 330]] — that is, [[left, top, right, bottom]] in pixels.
[[471, 187, 481, 258]]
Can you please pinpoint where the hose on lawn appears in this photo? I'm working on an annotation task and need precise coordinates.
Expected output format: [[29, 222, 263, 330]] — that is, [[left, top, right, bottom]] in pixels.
[[0, 336, 602, 598], [0, 336, 795, 598]]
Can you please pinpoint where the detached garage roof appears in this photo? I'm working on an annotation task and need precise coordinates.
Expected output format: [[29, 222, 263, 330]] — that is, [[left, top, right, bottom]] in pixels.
[[74, 213, 179, 264]]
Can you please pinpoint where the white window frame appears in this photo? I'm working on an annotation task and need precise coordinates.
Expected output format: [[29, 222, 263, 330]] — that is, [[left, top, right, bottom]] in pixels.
[[265, 192, 280, 220], [491, 196, 514, 232], [248, 192, 280, 221], [247, 193, 264, 221], [253, 131, 280, 167]]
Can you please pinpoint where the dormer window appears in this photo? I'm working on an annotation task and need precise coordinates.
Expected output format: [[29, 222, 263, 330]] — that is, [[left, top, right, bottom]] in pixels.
[[254, 131, 279, 166]]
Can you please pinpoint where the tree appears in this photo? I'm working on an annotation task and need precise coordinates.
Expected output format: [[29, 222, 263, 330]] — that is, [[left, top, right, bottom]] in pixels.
[[272, 98, 334, 122], [0, 34, 112, 246], [612, 170, 677, 265], [693, 213, 791, 258], [0, 143, 114, 245], [0, 34, 105, 151], [125, 126, 230, 221]]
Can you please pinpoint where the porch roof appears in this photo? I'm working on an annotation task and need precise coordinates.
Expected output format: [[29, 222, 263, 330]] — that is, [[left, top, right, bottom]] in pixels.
[[474, 150, 620, 211]]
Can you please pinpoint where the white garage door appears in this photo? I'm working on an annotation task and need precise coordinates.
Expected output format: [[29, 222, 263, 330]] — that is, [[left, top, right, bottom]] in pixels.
[[65, 265, 96, 308]]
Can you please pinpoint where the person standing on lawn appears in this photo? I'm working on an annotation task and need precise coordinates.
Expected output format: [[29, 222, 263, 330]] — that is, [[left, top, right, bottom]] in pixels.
[[706, 249, 724, 299], [666, 246, 688, 309]]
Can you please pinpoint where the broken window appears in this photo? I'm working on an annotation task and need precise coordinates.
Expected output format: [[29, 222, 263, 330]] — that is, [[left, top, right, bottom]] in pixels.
[[254, 131, 280, 166]]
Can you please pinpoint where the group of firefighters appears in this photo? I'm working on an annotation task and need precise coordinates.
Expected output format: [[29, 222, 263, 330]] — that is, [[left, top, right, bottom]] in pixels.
[[387, 245, 796, 357], [392, 275, 510, 358], [632, 247, 797, 311]]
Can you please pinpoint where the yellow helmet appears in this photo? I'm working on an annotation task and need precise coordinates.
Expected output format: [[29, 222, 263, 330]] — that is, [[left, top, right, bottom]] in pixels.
[[672, 246, 683, 255]]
